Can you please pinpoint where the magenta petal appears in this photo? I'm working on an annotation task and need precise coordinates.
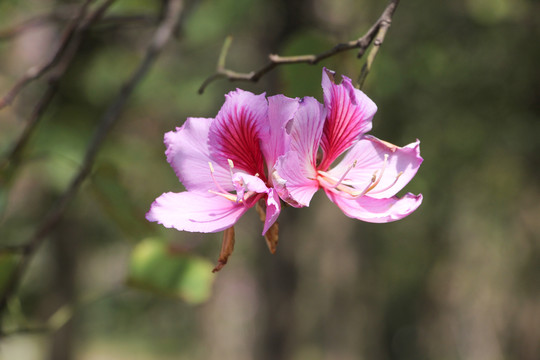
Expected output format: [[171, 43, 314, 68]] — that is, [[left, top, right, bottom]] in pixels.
[[275, 151, 319, 207], [146, 191, 249, 233], [165, 117, 233, 192], [328, 136, 423, 198], [209, 89, 267, 177], [320, 68, 377, 170], [326, 191, 423, 223], [262, 188, 281, 235], [263, 94, 299, 171]]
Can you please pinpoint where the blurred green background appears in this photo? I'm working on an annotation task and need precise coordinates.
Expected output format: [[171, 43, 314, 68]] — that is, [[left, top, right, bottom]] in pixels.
[[0, 0, 539, 359]]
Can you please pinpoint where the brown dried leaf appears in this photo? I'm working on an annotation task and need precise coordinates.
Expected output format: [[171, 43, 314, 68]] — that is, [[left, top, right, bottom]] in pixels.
[[264, 221, 279, 254], [255, 199, 266, 222], [256, 199, 280, 254], [212, 226, 235, 273]]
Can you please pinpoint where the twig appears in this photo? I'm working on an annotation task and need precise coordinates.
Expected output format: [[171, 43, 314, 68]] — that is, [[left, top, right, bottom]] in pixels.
[[0, 0, 184, 326], [0, 0, 118, 110], [0, 0, 96, 110], [0, 12, 157, 41], [198, 0, 400, 94], [0, 76, 59, 175], [357, 1, 399, 88], [0, 5, 80, 41], [0, 0, 116, 222]]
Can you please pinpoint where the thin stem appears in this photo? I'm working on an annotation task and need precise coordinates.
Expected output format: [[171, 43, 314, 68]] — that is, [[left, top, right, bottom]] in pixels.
[[198, 0, 401, 94]]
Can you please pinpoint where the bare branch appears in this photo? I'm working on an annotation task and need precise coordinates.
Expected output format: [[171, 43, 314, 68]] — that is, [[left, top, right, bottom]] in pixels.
[[0, 0, 116, 205], [199, 0, 400, 94], [0, 0, 185, 322], [0, 12, 158, 41], [0, 5, 80, 41], [0, 0, 95, 110], [0, 0, 120, 110], [357, 0, 400, 88]]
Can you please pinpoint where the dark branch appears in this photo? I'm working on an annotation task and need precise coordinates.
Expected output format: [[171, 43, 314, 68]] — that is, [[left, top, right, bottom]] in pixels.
[[0, 0, 115, 212], [0, 12, 158, 41], [0, 0, 96, 110], [0, 0, 184, 323], [198, 0, 400, 94]]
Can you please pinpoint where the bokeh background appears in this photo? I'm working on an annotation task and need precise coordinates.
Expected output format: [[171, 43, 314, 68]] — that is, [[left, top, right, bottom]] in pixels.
[[0, 0, 539, 359]]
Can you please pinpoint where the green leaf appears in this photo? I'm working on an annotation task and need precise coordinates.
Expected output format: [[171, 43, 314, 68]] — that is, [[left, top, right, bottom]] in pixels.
[[127, 238, 215, 304]]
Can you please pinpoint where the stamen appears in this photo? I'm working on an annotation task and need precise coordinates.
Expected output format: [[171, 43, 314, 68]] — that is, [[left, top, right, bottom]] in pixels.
[[227, 159, 235, 186], [208, 190, 237, 202], [331, 160, 357, 188], [363, 154, 389, 193], [370, 171, 403, 194], [317, 154, 394, 199], [208, 162, 229, 194], [207, 160, 261, 205]]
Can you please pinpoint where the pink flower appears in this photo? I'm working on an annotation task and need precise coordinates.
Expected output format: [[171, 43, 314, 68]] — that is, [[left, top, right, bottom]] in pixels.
[[274, 69, 423, 222], [146, 89, 299, 235]]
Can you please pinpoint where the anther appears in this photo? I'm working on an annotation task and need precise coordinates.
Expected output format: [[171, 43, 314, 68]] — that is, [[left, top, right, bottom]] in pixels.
[[364, 154, 389, 193], [226, 159, 235, 185]]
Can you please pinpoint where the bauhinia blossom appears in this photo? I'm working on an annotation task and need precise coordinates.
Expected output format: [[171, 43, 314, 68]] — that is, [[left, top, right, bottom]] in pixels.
[[146, 89, 299, 269], [274, 69, 423, 222]]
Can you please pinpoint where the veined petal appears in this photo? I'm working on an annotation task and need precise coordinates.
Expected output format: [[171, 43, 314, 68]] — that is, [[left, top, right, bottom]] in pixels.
[[209, 89, 267, 178], [288, 96, 326, 169], [326, 191, 423, 223], [165, 117, 233, 192], [319, 68, 377, 170], [146, 191, 249, 233], [262, 188, 281, 235], [275, 151, 319, 207], [262, 94, 299, 172], [327, 136, 423, 199]]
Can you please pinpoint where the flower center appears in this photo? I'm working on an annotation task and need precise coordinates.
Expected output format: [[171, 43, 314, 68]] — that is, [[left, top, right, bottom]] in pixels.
[[207, 160, 259, 205], [317, 154, 403, 198]]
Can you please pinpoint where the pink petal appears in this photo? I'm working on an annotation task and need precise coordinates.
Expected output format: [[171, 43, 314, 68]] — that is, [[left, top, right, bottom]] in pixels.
[[319, 68, 377, 170], [146, 191, 249, 233], [287, 96, 326, 169], [165, 117, 233, 192], [262, 188, 281, 235], [232, 172, 269, 202], [326, 191, 423, 223], [270, 97, 324, 206], [327, 136, 423, 199], [275, 151, 319, 207], [209, 89, 268, 178], [262, 94, 299, 172]]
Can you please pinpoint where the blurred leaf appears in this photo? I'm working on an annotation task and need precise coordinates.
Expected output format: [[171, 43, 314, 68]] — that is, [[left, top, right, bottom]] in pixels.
[[0, 253, 20, 295], [90, 162, 153, 239], [128, 238, 215, 304], [48, 304, 74, 331]]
